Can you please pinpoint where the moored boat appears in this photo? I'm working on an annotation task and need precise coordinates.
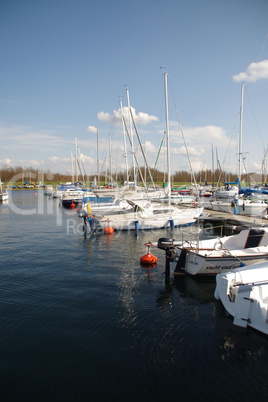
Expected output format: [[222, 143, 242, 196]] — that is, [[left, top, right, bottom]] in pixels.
[[81, 196, 134, 215], [214, 262, 268, 335], [0, 178, 9, 202], [156, 227, 268, 276], [91, 199, 203, 231]]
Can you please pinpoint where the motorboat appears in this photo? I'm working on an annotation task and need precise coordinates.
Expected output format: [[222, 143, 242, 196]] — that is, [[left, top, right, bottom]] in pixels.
[[61, 189, 95, 208], [44, 185, 54, 196], [157, 227, 268, 276], [52, 183, 78, 198], [214, 262, 268, 335]]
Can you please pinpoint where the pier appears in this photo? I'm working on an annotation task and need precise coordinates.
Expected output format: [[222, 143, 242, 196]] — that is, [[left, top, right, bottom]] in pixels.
[[199, 207, 268, 228]]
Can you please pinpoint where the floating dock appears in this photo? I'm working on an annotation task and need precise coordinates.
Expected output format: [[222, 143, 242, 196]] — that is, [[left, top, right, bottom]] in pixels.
[[199, 207, 268, 228]]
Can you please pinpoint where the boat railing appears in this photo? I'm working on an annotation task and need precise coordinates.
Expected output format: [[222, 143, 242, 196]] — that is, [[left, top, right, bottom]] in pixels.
[[233, 280, 268, 288]]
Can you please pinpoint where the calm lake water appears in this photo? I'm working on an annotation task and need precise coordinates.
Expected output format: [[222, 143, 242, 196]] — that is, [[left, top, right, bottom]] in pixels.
[[0, 190, 267, 402]]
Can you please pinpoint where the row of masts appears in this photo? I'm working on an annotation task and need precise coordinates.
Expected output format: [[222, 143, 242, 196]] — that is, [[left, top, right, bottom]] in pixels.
[[72, 77, 267, 190]]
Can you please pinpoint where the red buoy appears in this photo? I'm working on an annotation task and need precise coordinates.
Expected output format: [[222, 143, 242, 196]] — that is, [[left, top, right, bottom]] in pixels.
[[103, 226, 114, 234], [140, 252, 158, 265]]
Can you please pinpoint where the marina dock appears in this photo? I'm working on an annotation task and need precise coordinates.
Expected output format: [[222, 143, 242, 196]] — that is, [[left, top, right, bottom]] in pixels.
[[199, 206, 268, 228]]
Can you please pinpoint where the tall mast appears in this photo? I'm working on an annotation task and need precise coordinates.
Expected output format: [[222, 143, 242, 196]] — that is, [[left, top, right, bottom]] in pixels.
[[126, 87, 136, 188], [71, 151, 74, 183], [164, 71, 171, 200], [238, 83, 244, 182], [120, 98, 129, 183], [96, 128, 99, 187], [109, 135, 112, 183], [75, 137, 78, 182]]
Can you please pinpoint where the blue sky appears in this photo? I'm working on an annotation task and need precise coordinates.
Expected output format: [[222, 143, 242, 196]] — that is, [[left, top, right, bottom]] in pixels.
[[1, 0, 268, 182]]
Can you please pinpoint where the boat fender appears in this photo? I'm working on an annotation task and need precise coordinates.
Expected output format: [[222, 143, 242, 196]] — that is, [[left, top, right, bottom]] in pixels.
[[214, 241, 223, 251]]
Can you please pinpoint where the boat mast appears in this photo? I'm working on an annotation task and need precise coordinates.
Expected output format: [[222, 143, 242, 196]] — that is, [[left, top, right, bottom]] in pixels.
[[126, 87, 136, 188], [75, 137, 78, 182], [71, 151, 74, 183], [163, 71, 171, 201], [109, 135, 112, 183], [238, 83, 244, 182], [97, 128, 99, 187], [120, 98, 129, 184]]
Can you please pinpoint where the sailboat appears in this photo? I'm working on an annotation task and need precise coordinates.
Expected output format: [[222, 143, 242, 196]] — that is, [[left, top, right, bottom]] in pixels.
[[209, 84, 267, 217], [0, 178, 9, 202], [90, 72, 203, 231]]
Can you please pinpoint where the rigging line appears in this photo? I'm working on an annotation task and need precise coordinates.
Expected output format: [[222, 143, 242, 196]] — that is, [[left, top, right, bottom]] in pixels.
[[122, 114, 147, 189], [244, 86, 265, 149], [167, 76, 198, 190], [78, 148, 89, 183], [148, 134, 165, 188], [129, 106, 156, 190], [258, 32, 268, 61]]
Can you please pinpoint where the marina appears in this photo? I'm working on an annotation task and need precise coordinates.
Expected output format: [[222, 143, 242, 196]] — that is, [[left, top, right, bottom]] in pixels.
[[0, 190, 268, 402], [2, 2, 268, 401]]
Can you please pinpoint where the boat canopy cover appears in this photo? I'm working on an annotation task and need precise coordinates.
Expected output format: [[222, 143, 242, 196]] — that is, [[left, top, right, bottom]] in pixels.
[[125, 199, 151, 210]]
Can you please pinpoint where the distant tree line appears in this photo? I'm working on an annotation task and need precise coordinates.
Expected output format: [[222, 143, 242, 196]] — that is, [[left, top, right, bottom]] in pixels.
[[0, 164, 262, 186]]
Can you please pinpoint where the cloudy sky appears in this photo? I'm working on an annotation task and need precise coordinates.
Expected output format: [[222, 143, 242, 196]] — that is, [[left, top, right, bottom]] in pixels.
[[1, 0, 268, 181]]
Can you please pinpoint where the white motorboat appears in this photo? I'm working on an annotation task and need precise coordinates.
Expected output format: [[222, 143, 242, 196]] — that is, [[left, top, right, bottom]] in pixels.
[[44, 185, 54, 196], [52, 183, 78, 198], [170, 227, 268, 276], [214, 262, 268, 335], [61, 189, 95, 208]]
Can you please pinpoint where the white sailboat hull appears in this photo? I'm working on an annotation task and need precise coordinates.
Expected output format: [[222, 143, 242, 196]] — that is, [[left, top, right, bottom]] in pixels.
[[94, 206, 203, 231], [209, 199, 267, 217]]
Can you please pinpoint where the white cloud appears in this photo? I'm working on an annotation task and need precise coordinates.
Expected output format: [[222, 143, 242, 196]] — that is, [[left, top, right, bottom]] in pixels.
[[48, 156, 60, 162], [97, 106, 158, 126], [87, 125, 98, 133], [143, 140, 157, 153], [232, 59, 268, 83], [169, 125, 229, 147], [0, 158, 12, 165]]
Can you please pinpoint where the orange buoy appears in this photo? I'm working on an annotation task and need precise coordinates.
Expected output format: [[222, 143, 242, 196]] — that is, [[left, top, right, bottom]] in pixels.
[[140, 243, 158, 265], [103, 226, 114, 234], [140, 252, 158, 265]]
